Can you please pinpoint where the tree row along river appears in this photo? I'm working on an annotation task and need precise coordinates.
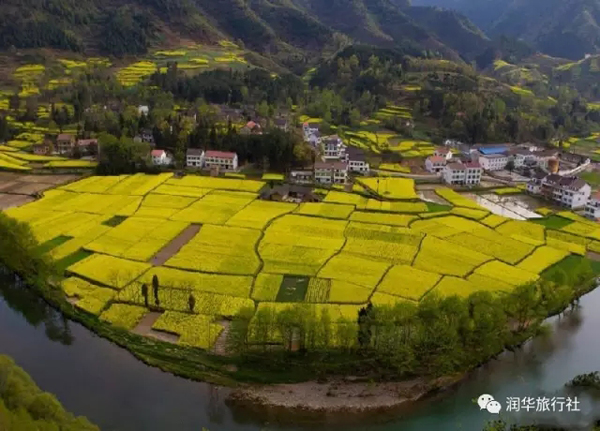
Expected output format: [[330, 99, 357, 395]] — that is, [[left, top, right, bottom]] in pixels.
[[1, 270, 600, 431]]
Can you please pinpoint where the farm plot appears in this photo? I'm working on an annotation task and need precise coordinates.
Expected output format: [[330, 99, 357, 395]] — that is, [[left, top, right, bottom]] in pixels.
[[356, 177, 418, 200], [350, 211, 417, 227], [445, 229, 535, 264], [324, 191, 366, 205], [430, 276, 500, 298], [357, 199, 428, 213], [152, 312, 223, 349], [60, 176, 126, 193], [252, 273, 283, 301], [474, 261, 538, 286], [226, 200, 297, 229], [377, 265, 441, 301], [413, 236, 492, 277], [100, 304, 148, 330], [62, 277, 117, 315], [67, 254, 151, 289], [318, 253, 388, 289], [165, 225, 261, 275], [296, 202, 354, 219], [85, 217, 188, 261], [517, 246, 570, 274], [105, 173, 173, 195], [496, 220, 546, 244], [170, 190, 256, 224], [435, 188, 482, 209], [343, 222, 423, 264], [259, 215, 347, 275], [166, 176, 265, 193]]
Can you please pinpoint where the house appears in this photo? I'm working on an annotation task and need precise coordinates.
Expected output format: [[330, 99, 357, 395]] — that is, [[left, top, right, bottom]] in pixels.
[[509, 148, 537, 168], [314, 161, 348, 184], [535, 150, 559, 170], [32, 141, 52, 155], [76, 139, 98, 156], [425, 155, 446, 173], [151, 149, 172, 166], [478, 154, 509, 171], [434, 147, 452, 160], [527, 171, 547, 194], [261, 185, 320, 202], [322, 135, 347, 161], [303, 122, 320, 142], [442, 162, 482, 186], [585, 192, 600, 219], [204, 150, 238, 171], [240, 121, 262, 135], [186, 149, 205, 168], [560, 152, 587, 165], [537, 174, 591, 209], [346, 147, 370, 174], [463, 162, 483, 185], [141, 129, 155, 145], [56, 134, 75, 155], [274, 118, 289, 132], [289, 170, 314, 185]]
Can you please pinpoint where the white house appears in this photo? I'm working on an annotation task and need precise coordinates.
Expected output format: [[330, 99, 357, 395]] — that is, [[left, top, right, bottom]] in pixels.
[[442, 162, 482, 186], [204, 150, 238, 171], [538, 174, 591, 209], [510, 149, 537, 168], [346, 147, 370, 174], [585, 192, 600, 219], [151, 149, 172, 166], [314, 161, 348, 184], [434, 147, 452, 160], [322, 135, 347, 161], [138, 105, 150, 116], [478, 154, 509, 171], [290, 170, 314, 185], [303, 122, 320, 142], [186, 149, 205, 168], [464, 162, 483, 185], [425, 156, 446, 173]]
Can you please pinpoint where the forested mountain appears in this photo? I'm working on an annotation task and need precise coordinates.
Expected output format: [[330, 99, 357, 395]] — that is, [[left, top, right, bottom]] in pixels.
[[410, 0, 600, 60], [0, 0, 492, 65]]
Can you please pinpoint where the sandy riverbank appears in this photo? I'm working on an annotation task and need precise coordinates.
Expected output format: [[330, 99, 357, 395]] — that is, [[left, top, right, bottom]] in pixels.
[[228, 375, 463, 414]]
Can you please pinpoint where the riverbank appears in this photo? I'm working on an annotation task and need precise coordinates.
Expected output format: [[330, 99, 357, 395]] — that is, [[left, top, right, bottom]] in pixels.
[[228, 374, 463, 414]]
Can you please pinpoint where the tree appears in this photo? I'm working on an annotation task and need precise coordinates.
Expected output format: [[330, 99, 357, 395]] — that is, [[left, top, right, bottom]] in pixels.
[[357, 303, 374, 349], [152, 275, 159, 307], [505, 160, 515, 172], [188, 293, 196, 313], [141, 283, 148, 307]]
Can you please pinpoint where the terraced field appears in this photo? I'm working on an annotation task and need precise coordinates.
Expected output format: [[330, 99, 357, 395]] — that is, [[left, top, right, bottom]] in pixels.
[[5, 175, 596, 351]]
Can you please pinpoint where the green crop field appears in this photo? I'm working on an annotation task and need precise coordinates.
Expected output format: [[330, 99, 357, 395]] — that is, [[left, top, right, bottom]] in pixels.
[[5, 173, 598, 351]]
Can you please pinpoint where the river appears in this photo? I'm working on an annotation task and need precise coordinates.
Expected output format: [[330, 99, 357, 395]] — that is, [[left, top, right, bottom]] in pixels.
[[1, 271, 599, 431]]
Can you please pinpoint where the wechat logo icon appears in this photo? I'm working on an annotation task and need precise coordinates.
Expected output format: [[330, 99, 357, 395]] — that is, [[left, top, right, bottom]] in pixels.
[[478, 394, 502, 414]]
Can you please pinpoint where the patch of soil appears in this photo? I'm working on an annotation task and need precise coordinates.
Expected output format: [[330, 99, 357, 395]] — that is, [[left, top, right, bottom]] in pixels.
[[151, 224, 201, 266], [0, 193, 34, 210]]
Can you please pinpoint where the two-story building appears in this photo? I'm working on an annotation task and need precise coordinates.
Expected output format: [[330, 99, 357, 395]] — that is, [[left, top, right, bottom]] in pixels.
[[585, 192, 600, 219], [538, 174, 591, 209], [346, 147, 370, 174], [425, 155, 446, 173], [204, 150, 238, 171], [314, 161, 348, 184], [322, 135, 346, 161], [151, 149, 172, 166], [434, 147, 452, 160], [76, 139, 98, 156], [186, 149, 205, 168], [56, 134, 75, 155], [303, 122, 320, 145], [510, 148, 537, 168], [290, 170, 314, 185], [32, 141, 53, 155], [442, 162, 482, 186], [478, 154, 509, 171]]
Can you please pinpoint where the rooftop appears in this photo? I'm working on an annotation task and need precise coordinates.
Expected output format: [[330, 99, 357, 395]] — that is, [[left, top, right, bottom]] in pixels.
[[481, 153, 508, 159], [187, 149, 204, 156], [314, 161, 348, 170], [205, 150, 237, 159], [464, 162, 481, 169], [427, 156, 446, 163], [478, 146, 510, 155], [57, 133, 73, 141], [77, 139, 97, 146], [151, 149, 166, 157], [346, 146, 367, 161], [446, 163, 466, 171]]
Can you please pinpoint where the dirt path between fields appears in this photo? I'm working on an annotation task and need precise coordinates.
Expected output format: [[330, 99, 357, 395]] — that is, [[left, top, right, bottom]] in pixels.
[[151, 224, 201, 266], [132, 311, 180, 343]]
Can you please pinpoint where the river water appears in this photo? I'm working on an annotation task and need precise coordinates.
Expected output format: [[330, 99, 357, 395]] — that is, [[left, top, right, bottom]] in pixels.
[[1, 272, 599, 431]]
